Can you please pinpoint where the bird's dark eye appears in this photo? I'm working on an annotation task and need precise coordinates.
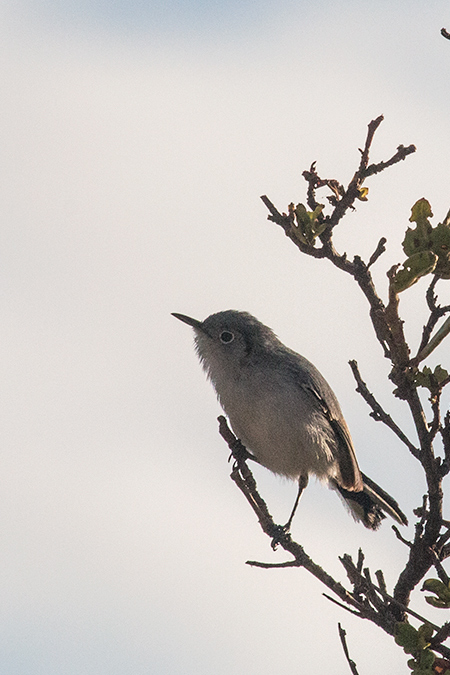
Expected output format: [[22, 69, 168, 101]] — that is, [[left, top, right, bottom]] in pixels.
[[219, 331, 235, 344]]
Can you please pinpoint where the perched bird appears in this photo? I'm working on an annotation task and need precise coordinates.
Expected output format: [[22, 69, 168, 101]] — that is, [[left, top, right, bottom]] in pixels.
[[173, 310, 407, 530]]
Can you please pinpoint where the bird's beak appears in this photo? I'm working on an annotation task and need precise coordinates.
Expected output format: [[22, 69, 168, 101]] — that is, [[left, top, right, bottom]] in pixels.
[[171, 313, 203, 330]]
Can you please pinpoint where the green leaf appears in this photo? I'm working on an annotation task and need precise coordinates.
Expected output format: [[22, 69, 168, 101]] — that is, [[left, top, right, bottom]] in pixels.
[[291, 203, 325, 246], [419, 649, 435, 668], [402, 199, 433, 257], [409, 198, 433, 227], [402, 227, 430, 256], [422, 578, 450, 607], [430, 221, 450, 279], [425, 596, 450, 608], [294, 203, 310, 228], [414, 366, 450, 390], [392, 251, 438, 292], [422, 578, 450, 595], [434, 365, 450, 384], [417, 624, 434, 650], [395, 622, 419, 654]]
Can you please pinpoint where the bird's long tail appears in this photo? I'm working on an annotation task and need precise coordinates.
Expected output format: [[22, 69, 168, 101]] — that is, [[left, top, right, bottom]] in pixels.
[[332, 472, 408, 530]]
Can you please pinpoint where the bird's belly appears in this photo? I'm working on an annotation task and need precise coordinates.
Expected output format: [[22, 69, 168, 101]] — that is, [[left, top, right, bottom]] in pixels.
[[221, 390, 338, 481]]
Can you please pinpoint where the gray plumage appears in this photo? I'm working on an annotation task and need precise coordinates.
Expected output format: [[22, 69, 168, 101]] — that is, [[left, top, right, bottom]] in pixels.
[[173, 310, 407, 530]]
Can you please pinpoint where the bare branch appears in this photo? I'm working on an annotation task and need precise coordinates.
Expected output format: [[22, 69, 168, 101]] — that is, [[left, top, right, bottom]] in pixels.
[[246, 560, 300, 569], [367, 237, 387, 269], [259, 195, 292, 235], [348, 360, 419, 458], [430, 622, 450, 648], [251, 118, 449, 668], [358, 115, 384, 172], [338, 624, 361, 675], [363, 144, 416, 177], [323, 594, 363, 617], [375, 569, 388, 596], [428, 548, 450, 585], [416, 315, 450, 363], [392, 525, 413, 548], [217, 415, 450, 652], [441, 412, 450, 478], [414, 276, 450, 364], [339, 553, 443, 632], [218, 417, 376, 616]]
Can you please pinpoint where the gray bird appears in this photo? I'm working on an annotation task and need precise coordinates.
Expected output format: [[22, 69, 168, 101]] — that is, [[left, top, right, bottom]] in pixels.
[[172, 310, 407, 530]]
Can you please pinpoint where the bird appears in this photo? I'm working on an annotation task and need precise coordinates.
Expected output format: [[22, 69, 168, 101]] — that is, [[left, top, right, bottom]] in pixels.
[[172, 309, 407, 530]]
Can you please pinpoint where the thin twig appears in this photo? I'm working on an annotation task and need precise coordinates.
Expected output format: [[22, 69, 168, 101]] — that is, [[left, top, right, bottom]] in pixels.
[[359, 115, 384, 172], [217, 417, 370, 615], [416, 315, 450, 363], [246, 560, 300, 569], [428, 548, 450, 585], [338, 624, 361, 675], [414, 277, 450, 364], [254, 118, 449, 662], [392, 525, 413, 548], [367, 237, 387, 269], [339, 553, 443, 632], [348, 360, 419, 458], [440, 412, 450, 477], [323, 594, 363, 617], [259, 195, 291, 234], [363, 144, 416, 177], [431, 622, 450, 647], [375, 569, 388, 597]]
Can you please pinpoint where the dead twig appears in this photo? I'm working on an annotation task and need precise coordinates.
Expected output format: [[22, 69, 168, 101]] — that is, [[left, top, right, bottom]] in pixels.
[[338, 624, 360, 675], [348, 360, 419, 458]]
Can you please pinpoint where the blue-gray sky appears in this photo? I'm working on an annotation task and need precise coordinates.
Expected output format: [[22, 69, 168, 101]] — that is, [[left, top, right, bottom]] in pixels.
[[1, 1, 450, 673]]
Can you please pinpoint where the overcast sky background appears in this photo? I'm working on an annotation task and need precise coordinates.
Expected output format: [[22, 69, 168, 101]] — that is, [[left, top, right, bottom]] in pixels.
[[1, 1, 450, 674]]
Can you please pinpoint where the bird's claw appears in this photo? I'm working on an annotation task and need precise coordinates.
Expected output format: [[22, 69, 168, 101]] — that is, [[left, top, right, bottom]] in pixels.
[[270, 524, 291, 550]]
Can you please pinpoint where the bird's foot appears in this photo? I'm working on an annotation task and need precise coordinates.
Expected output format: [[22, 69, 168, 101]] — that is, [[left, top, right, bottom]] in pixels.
[[270, 524, 292, 550]]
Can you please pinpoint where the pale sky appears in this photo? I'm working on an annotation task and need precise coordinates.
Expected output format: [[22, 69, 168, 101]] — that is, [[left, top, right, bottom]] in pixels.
[[1, 1, 450, 673]]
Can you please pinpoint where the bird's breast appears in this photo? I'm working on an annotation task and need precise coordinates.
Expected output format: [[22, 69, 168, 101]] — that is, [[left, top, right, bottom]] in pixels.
[[213, 367, 338, 480]]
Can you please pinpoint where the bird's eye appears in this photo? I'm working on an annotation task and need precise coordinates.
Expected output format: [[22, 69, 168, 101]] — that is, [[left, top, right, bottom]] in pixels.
[[219, 331, 235, 344]]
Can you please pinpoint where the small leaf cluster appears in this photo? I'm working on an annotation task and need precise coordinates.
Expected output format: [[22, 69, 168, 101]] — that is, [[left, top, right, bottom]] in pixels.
[[289, 202, 326, 245], [414, 366, 450, 392], [422, 579, 450, 609], [393, 198, 450, 293], [395, 622, 435, 674]]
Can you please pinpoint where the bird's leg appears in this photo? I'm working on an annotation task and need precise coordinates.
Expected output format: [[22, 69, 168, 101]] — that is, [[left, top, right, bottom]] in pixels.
[[284, 474, 309, 531], [271, 474, 309, 549]]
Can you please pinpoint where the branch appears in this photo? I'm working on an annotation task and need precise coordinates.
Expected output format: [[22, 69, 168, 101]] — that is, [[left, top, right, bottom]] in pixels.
[[256, 118, 450, 667], [217, 412, 450, 656], [441, 412, 450, 478], [261, 118, 416, 365], [416, 315, 450, 363], [363, 144, 416, 178], [323, 594, 364, 617], [348, 360, 419, 458], [218, 417, 379, 619], [326, 116, 384, 230], [216, 416, 435, 639], [441, 27, 450, 40], [338, 624, 361, 675], [339, 552, 443, 631], [414, 276, 450, 364], [367, 237, 387, 269], [327, 117, 415, 230]]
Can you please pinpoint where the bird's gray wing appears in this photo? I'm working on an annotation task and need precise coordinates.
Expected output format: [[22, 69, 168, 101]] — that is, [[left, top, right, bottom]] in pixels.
[[279, 351, 364, 492], [300, 379, 364, 491]]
